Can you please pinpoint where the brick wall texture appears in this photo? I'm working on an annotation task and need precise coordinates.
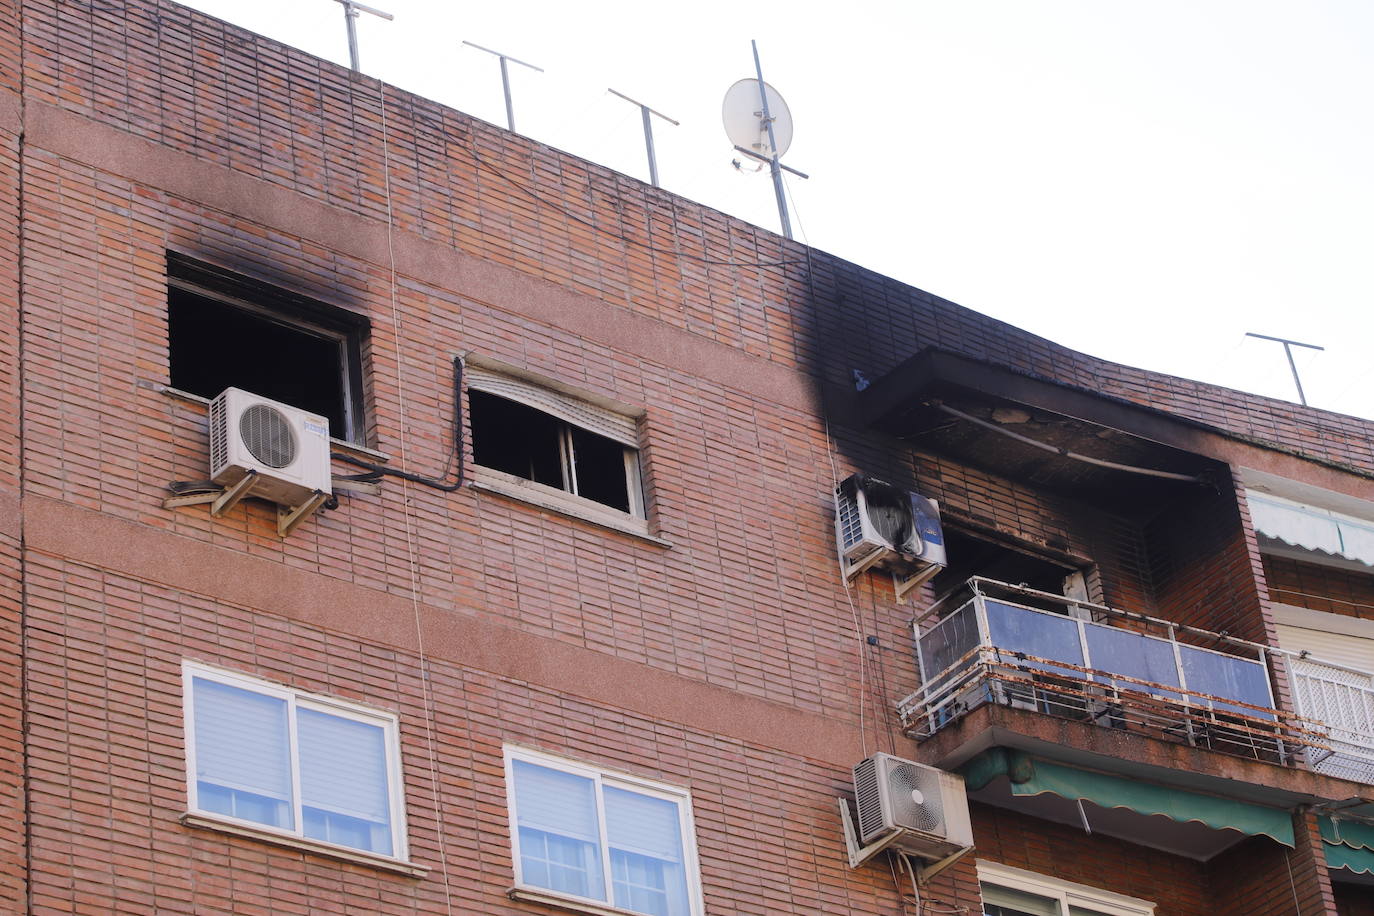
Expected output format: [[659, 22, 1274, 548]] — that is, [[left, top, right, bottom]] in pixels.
[[4, 0, 1373, 914]]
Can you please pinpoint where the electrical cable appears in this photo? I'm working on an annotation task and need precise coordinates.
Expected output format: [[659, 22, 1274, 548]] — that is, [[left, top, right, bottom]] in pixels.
[[461, 137, 807, 269], [376, 80, 457, 916], [331, 355, 467, 491]]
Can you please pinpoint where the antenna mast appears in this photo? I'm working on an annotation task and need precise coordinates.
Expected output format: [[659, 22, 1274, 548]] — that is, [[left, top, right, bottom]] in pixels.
[[722, 43, 808, 240], [608, 89, 679, 188], [1245, 332, 1325, 406], [332, 0, 393, 73], [751, 41, 793, 239], [462, 42, 544, 133]]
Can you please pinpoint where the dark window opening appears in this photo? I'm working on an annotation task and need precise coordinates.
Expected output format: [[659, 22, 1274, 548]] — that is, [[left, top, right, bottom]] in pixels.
[[932, 528, 1080, 604], [470, 389, 637, 516], [166, 255, 368, 443]]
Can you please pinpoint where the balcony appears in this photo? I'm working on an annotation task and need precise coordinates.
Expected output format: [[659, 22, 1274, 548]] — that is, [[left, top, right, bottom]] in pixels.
[[897, 579, 1372, 776]]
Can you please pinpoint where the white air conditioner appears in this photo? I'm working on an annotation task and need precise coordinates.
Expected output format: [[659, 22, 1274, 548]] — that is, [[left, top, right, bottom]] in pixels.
[[852, 753, 973, 861], [209, 387, 333, 508], [835, 473, 947, 599]]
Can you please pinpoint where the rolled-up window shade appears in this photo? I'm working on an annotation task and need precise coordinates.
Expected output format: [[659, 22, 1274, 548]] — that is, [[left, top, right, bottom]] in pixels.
[[192, 678, 292, 804], [513, 759, 601, 842], [604, 785, 683, 861], [297, 708, 391, 823], [467, 367, 638, 448]]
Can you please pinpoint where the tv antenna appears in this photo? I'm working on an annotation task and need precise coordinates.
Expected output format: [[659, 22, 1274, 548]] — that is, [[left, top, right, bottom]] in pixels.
[[462, 41, 544, 133], [722, 41, 808, 239], [1245, 332, 1325, 406], [331, 0, 393, 73], [608, 89, 679, 189]]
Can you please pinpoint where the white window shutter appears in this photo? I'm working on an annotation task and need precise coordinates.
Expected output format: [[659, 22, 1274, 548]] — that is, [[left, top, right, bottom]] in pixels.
[[296, 707, 391, 822], [467, 367, 639, 448], [192, 678, 292, 803]]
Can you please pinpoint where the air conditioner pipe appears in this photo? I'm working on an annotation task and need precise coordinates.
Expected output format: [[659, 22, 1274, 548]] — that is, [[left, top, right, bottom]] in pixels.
[[333, 355, 467, 492]]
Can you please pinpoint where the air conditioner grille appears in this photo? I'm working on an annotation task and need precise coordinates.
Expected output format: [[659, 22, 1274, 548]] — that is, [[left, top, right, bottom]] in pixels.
[[837, 491, 866, 552], [853, 756, 885, 842], [887, 763, 944, 833], [209, 396, 229, 472], [240, 404, 297, 469]]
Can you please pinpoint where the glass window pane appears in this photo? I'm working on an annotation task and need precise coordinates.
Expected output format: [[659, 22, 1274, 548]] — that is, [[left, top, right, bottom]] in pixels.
[[513, 760, 607, 902], [604, 786, 689, 916], [919, 600, 981, 682], [570, 427, 632, 512], [981, 883, 1061, 915], [984, 600, 1085, 673], [297, 708, 392, 855], [191, 677, 293, 830], [1178, 645, 1275, 718], [1083, 624, 1181, 699]]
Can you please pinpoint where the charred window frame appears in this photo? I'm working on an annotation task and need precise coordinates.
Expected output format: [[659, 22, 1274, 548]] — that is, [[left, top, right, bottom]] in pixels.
[[166, 254, 369, 445], [467, 364, 646, 522]]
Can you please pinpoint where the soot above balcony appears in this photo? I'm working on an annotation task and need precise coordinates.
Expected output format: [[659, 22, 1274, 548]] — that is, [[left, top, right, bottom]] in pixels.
[[857, 350, 1222, 513]]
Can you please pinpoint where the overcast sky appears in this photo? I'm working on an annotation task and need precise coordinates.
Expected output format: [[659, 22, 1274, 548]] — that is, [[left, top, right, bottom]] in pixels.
[[178, 0, 1374, 421]]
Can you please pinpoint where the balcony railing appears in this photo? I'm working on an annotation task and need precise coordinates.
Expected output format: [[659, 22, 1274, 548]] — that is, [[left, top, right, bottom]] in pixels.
[[1285, 655, 1374, 783], [897, 579, 1355, 768]]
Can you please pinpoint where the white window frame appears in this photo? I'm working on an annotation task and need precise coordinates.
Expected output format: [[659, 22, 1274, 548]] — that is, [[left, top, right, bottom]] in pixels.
[[467, 360, 651, 537], [503, 745, 705, 916], [978, 861, 1155, 916], [181, 662, 410, 865]]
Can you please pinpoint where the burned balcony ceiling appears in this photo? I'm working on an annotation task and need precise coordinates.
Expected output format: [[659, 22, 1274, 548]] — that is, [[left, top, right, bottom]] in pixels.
[[858, 350, 1220, 512]]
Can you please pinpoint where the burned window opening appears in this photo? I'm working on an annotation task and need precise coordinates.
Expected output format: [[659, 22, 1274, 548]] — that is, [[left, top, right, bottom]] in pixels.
[[931, 528, 1084, 607], [166, 255, 368, 444], [469, 389, 639, 516]]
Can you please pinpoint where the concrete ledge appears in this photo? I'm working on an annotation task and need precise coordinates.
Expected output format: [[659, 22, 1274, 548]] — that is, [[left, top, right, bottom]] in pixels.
[[180, 812, 428, 877]]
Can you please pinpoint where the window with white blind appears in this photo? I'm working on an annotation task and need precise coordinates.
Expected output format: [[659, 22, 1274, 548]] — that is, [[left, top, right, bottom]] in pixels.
[[182, 663, 406, 860], [979, 862, 1155, 916], [504, 747, 703, 916]]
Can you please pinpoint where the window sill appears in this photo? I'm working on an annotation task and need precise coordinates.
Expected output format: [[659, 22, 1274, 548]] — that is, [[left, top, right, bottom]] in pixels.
[[149, 382, 392, 464], [180, 812, 427, 878], [471, 468, 671, 548], [508, 886, 680, 916]]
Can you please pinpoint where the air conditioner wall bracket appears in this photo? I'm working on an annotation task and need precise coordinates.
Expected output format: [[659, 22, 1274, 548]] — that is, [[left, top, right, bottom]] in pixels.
[[837, 798, 973, 881]]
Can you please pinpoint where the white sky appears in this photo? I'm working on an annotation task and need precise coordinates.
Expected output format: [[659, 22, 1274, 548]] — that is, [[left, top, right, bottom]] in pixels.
[[177, 0, 1374, 421]]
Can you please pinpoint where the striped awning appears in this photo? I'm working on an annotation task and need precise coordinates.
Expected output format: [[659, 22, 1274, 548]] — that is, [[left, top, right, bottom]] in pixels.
[[962, 749, 1295, 846], [1320, 816, 1374, 876], [1247, 491, 1374, 568]]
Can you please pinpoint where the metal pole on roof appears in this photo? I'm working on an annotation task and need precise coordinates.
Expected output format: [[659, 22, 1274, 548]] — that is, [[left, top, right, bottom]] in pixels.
[[462, 41, 545, 133], [608, 89, 680, 188], [751, 40, 792, 240], [332, 0, 394, 73], [1245, 332, 1325, 406]]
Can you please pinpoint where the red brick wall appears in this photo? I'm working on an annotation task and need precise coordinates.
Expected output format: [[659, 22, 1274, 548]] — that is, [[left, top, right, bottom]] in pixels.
[[22, 553, 930, 916], [1145, 474, 1270, 643], [1206, 810, 1337, 916], [972, 803, 1212, 916], [0, 4, 25, 906], [1263, 555, 1374, 622]]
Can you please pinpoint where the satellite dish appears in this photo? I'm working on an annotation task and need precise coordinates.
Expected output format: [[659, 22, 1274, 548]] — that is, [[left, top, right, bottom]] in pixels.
[[722, 78, 793, 163]]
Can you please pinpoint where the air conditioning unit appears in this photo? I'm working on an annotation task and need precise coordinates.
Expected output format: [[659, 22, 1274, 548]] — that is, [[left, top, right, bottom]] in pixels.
[[835, 473, 947, 600], [852, 753, 973, 861], [209, 387, 333, 508]]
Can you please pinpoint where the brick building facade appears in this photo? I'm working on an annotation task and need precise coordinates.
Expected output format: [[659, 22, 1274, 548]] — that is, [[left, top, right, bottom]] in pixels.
[[2, 1, 1373, 914]]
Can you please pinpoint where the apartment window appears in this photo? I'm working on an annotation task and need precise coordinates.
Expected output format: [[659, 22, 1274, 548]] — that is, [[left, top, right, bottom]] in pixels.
[[504, 747, 703, 916], [979, 862, 1154, 916], [167, 254, 368, 443], [182, 663, 406, 860], [468, 364, 645, 520]]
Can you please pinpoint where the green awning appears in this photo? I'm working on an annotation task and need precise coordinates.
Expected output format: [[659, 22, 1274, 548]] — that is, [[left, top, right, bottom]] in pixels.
[[962, 748, 1295, 847], [1319, 816, 1374, 876]]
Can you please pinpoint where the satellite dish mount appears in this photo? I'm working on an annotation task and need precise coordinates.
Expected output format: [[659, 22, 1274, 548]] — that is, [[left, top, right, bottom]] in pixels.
[[722, 41, 809, 239]]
